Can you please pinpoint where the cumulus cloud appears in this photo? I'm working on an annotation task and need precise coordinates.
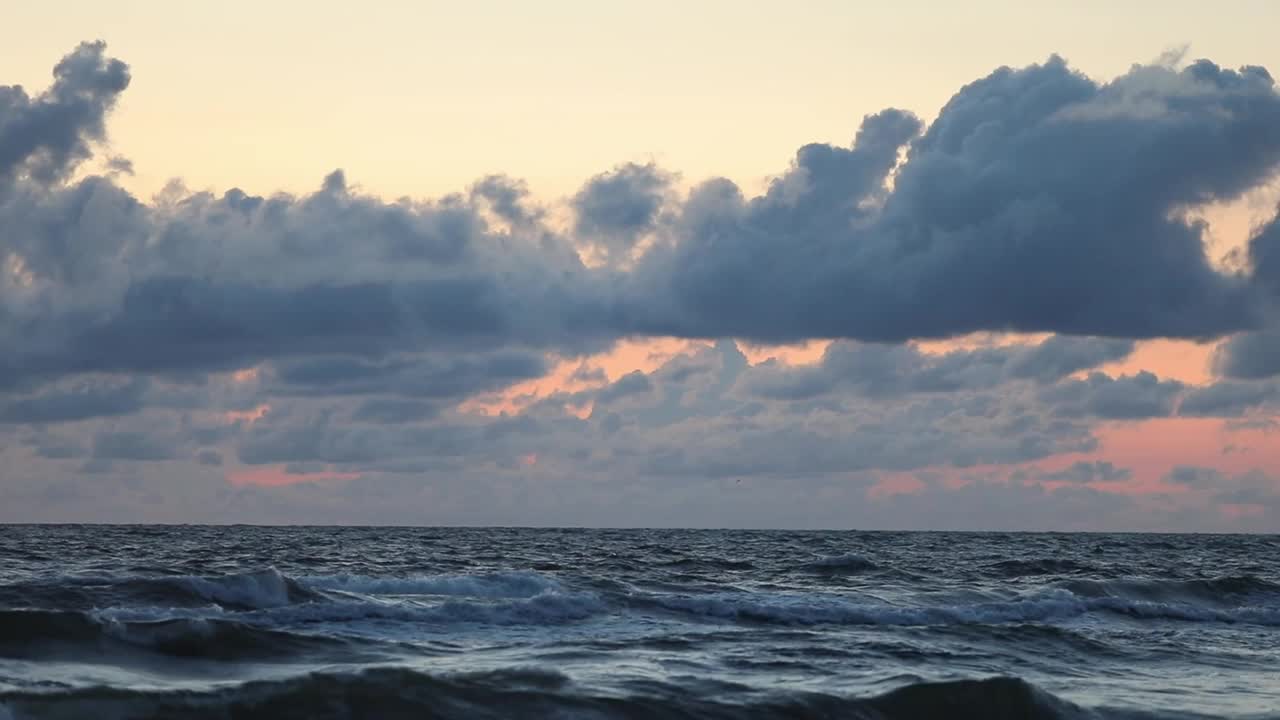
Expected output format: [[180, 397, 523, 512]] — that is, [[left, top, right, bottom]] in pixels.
[[1213, 328, 1280, 380], [741, 335, 1134, 401], [872, 478, 1149, 532], [196, 449, 223, 466], [470, 175, 541, 227], [593, 370, 654, 405], [1040, 372, 1184, 419], [1, 126, 613, 393], [0, 376, 148, 424], [1163, 466, 1280, 519], [92, 430, 175, 461], [1165, 465, 1225, 487], [627, 57, 1280, 342], [3, 44, 1280, 528], [0, 41, 130, 186], [351, 398, 441, 424], [572, 162, 673, 261], [1178, 379, 1280, 417], [6, 46, 1280, 396], [268, 351, 549, 400], [1250, 208, 1280, 297], [1037, 461, 1132, 483]]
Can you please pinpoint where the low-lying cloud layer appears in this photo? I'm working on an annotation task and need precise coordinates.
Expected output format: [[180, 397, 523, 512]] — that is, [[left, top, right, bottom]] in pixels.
[[2, 43, 1279, 529]]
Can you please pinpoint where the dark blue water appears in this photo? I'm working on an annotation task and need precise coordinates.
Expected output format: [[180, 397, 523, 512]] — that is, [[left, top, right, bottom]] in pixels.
[[0, 526, 1277, 719]]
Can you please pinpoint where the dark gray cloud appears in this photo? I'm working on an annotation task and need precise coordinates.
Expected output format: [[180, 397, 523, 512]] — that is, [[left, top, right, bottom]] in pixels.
[[873, 478, 1151, 533], [3, 44, 1280, 529], [92, 430, 175, 461], [1040, 372, 1184, 419], [634, 406, 1094, 479], [470, 175, 541, 226], [26, 430, 87, 459], [1251, 208, 1280, 297], [1037, 460, 1132, 483], [351, 398, 441, 424], [570, 363, 608, 384], [742, 336, 1133, 401], [104, 156, 133, 176], [0, 41, 130, 185], [196, 449, 223, 466], [1213, 328, 1280, 380], [270, 351, 548, 400], [593, 371, 654, 405], [0, 173, 614, 390], [1165, 465, 1224, 487], [1212, 471, 1280, 510], [572, 163, 672, 260], [0, 376, 148, 424], [6, 47, 1280, 398], [627, 57, 1280, 342], [1005, 336, 1136, 382], [1178, 380, 1280, 417], [212, 337, 1094, 483], [234, 409, 497, 467]]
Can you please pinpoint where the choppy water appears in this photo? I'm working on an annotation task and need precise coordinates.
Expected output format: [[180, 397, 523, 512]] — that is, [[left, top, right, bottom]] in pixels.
[[0, 526, 1278, 719]]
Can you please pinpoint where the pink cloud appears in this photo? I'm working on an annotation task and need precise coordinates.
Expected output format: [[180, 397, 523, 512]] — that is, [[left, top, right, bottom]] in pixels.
[[867, 472, 926, 498], [223, 403, 270, 425], [226, 464, 361, 487]]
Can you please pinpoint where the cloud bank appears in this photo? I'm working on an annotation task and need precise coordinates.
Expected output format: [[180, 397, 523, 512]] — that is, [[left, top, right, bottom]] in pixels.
[[3, 43, 1280, 529]]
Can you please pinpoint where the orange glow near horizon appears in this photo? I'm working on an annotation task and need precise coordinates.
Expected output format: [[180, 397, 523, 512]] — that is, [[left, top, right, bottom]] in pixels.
[[1220, 503, 1266, 519], [995, 417, 1276, 495], [1085, 417, 1280, 490], [915, 332, 1052, 356], [864, 415, 1279, 505], [223, 404, 270, 425], [230, 367, 261, 383], [737, 340, 830, 366], [459, 338, 712, 417], [227, 464, 361, 487], [867, 473, 927, 498]]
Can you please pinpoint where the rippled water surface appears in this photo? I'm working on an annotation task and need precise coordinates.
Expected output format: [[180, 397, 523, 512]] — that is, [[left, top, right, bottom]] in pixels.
[[1, 526, 1278, 719]]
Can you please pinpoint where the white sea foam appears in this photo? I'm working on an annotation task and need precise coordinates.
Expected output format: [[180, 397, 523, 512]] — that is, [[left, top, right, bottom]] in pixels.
[[177, 568, 297, 609]]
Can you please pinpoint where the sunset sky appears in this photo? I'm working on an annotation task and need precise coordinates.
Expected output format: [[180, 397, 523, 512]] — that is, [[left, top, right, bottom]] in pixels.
[[2, 1, 1279, 530]]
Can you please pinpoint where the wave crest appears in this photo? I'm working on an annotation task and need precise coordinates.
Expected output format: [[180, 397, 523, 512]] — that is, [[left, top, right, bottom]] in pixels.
[[302, 570, 562, 599], [0, 669, 1117, 720]]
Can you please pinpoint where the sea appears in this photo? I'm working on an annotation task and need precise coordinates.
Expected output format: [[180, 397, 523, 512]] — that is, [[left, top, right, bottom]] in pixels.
[[0, 526, 1277, 719]]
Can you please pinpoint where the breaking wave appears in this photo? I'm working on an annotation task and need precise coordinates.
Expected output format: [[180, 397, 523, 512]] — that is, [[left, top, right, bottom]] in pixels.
[[0, 568, 318, 612], [4, 527, 1278, 719]]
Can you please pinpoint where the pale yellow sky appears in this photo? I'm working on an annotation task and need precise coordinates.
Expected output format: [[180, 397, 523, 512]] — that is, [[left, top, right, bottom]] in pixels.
[[5, 1, 1277, 201]]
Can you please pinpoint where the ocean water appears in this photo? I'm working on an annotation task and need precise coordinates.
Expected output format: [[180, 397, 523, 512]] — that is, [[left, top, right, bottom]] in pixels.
[[0, 527, 1277, 719]]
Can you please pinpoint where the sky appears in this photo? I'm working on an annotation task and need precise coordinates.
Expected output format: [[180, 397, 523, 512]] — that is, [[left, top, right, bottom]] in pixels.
[[2, 2, 1280, 530]]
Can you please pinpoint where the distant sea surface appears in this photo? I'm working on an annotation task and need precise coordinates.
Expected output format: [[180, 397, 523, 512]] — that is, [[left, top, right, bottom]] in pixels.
[[0, 526, 1278, 719]]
